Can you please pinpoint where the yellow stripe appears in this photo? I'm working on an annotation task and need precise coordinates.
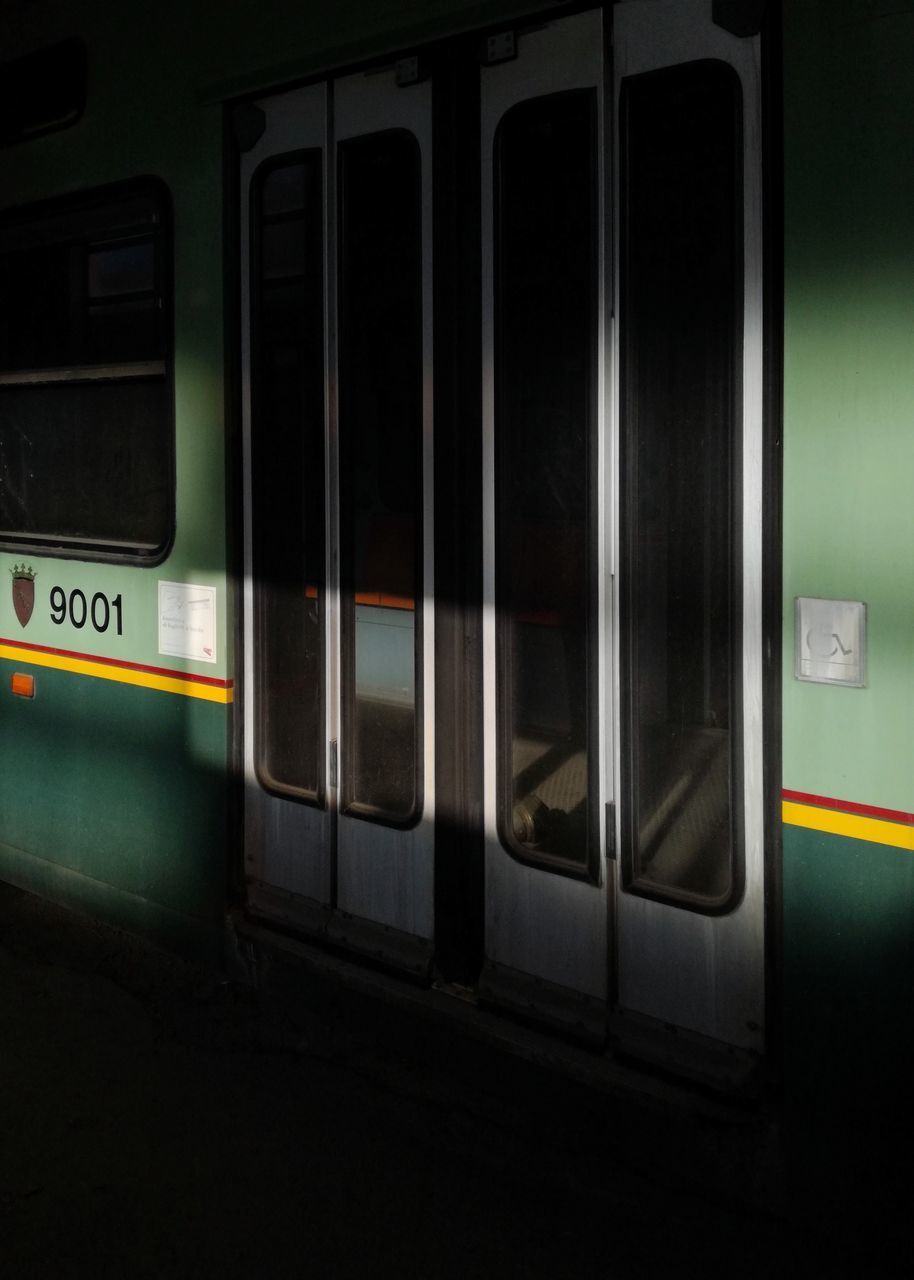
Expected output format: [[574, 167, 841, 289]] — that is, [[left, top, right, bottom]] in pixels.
[[0, 643, 233, 704], [782, 800, 914, 851]]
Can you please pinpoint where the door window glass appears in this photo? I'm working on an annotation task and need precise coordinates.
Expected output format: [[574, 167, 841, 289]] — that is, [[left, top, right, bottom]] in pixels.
[[620, 61, 743, 910], [338, 130, 423, 825], [252, 153, 326, 801], [494, 91, 598, 875]]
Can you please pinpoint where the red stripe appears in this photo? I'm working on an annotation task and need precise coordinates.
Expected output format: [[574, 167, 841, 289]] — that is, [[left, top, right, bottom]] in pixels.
[[782, 788, 914, 826], [0, 636, 233, 689]]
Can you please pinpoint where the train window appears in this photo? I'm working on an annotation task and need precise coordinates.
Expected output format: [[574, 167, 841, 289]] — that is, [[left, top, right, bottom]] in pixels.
[[0, 181, 172, 559], [494, 91, 598, 876], [251, 153, 326, 802], [619, 61, 743, 911], [338, 129, 422, 826]]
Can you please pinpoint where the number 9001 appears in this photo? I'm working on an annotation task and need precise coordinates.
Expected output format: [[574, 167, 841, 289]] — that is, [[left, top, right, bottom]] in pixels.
[[50, 587, 123, 636]]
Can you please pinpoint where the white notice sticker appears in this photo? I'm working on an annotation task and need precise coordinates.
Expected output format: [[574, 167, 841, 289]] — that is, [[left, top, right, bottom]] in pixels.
[[158, 581, 217, 664]]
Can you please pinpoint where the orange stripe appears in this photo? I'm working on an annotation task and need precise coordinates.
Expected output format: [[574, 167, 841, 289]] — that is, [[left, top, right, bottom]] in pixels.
[[353, 591, 415, 611], [302, 586, 415, 611]]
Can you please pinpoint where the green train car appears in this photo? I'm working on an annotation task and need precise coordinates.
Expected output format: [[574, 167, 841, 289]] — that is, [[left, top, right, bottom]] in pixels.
[[1, 0, 911, 1232]]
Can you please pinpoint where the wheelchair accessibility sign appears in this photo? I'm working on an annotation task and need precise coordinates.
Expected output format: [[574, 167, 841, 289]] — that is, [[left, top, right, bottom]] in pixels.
[[795, 597, 866, 687]]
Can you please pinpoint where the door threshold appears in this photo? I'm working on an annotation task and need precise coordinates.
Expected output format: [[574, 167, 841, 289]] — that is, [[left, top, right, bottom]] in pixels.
[[244, 879, 432, 981], [227, 905, 769, 1123], [479, 959, 607, 1047]]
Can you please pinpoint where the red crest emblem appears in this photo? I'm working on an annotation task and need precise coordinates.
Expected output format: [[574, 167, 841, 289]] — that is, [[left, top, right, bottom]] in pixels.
[[11, 565, 35, 628]]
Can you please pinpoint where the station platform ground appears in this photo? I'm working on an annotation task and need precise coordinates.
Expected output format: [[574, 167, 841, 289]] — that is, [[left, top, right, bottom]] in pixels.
[[0, 881, 831, 1278]]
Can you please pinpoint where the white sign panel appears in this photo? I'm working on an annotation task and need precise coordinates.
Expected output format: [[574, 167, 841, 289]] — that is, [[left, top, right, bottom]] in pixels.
[[795, 596, 865, 687], [158, 581, 217, 664]]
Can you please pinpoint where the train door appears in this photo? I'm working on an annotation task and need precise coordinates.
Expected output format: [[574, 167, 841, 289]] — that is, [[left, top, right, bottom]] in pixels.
[[477, 9, 610, 1035], [238, 0, 766, 1064], [477, 0, 766, 1056], [240, 70, 435, 968], [611, 0, 765, 1060]]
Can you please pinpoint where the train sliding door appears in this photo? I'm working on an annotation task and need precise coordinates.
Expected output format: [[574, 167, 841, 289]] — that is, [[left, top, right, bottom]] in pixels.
[[241, 83, 332, 925], [240, 68, 434, 969], [478, 9, 610, 1035], [612, 0, 765, 1060], [332, 72, 435, 952], [239, 0, 767, 1066], [476, 0, 765, 1058]]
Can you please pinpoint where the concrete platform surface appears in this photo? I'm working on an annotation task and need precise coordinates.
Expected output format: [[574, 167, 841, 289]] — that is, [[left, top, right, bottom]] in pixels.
[[1, 883, 810, 1278]]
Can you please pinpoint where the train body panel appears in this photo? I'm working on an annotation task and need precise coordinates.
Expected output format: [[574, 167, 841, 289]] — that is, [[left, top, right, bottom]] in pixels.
[[0, 655, 228, 954], [1, 0, 913, 1228], [779, 0, 914, 1213]]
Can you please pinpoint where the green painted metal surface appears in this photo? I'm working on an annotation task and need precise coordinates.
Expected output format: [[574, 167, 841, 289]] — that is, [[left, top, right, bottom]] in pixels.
[[0, 658, 229, 933], [782, 4, 914, 1220], [783, 1, 914, 811], [782, 822, 913, 1223]]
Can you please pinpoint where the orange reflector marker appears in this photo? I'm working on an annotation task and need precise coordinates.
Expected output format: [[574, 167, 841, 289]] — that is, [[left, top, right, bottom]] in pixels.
[[12, 672, 34, 698]]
